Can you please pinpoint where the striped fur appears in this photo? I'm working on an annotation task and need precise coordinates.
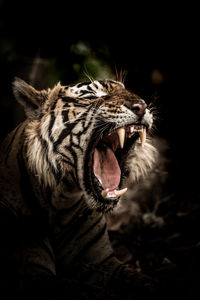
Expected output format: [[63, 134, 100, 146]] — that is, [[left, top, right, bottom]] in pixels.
[[0, 78, 157, 294]]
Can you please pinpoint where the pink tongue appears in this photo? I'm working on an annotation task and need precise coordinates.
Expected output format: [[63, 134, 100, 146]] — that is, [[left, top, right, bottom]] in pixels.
[[93, 145, 121, 190]]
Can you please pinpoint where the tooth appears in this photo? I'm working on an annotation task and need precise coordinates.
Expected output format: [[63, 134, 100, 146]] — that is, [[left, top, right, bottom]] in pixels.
[[128, 132, 135, 138], [117, 127, 126, 149], [101, 188, 109, 198], [114, 188, 128, 197], [138, 126, 143, 132], [139, 127, 146, 147], [130, 126, 134, 133]]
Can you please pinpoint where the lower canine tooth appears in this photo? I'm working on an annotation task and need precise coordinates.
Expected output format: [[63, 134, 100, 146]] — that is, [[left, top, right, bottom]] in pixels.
[[139, 127, 146, 147], [101, 188, 109, 198], [114, 188, 128, 197]]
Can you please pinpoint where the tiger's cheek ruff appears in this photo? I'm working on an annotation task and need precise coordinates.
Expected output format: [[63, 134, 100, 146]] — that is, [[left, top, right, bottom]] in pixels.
[[25, 118, 65, 188], [122, 139, 158, 186]]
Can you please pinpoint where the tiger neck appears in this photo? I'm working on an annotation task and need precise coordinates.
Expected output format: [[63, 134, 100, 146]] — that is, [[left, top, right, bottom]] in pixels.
[[23, 154, 85, 213]]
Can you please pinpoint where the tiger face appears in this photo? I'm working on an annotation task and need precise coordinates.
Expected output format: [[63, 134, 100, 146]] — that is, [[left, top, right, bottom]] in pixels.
[[13, 78, 156, 211]]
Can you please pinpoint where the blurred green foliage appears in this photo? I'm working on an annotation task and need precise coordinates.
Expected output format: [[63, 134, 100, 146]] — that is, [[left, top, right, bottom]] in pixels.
[[70, 41, 114, 81]]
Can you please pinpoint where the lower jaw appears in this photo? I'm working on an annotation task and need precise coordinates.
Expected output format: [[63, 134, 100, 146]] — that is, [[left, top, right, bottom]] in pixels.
[[90, 182, 125, 211], [95, 197, 120, 212], [86, 141, 139, 211], [91, 146, 137, 204], [100, 187, 128, 199]]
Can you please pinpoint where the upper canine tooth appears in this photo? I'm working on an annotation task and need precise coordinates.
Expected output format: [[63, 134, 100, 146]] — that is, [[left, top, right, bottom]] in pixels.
[[114, 188, 128, 197], [130, 126, 134, 133], [117, 127, 126, 149], [139, 127, 146, 147]]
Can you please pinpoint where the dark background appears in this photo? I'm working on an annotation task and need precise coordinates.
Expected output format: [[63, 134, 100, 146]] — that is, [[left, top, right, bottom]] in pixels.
[[0, 2, 198, 189], [0, 1, 199, 296]]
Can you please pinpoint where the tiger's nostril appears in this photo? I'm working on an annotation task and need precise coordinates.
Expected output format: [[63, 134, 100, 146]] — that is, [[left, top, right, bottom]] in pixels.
[[132, 103, 147, 115]]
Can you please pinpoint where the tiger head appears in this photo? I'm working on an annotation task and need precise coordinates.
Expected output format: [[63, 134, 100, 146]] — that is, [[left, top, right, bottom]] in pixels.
[[13, 78, 157, 212]]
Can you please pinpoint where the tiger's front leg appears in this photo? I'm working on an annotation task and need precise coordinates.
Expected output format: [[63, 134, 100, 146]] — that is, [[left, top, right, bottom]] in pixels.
[[49, 200, 156, 298]]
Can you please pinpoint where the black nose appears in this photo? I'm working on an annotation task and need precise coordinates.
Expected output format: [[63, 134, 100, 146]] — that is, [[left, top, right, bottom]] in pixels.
[[132, 102, 147, 115]]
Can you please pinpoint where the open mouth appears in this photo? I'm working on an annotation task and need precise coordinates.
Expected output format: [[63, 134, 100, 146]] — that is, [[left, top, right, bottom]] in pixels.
[[92, 124, 146, 201]]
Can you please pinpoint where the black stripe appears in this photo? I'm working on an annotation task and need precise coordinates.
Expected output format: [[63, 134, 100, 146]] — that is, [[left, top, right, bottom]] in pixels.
[[53, 122, 75, 148], [39, 136, 59, 180], [76, 82, 90, 88], [82, 119, 93, 134], [72, 110, 76, 118], [25, 262, 55, 276], [98, 81, 108, 89], [39, 239, 56, 263], [63, 101, 86, 108], [62, 96, 88, 106], [61, 169, 77, 187], [76, 118, 93, 137], [64, 145, 77, 166], [105, 108, 118, 113], [62, 108, 70, 123], [79, 89, 92, 96], [62, 160, 74, 172], [69, 170, 78, 186], [55, 160, 62, 184], [93, 82, 98, 89], [87, 85, 94, 92], [97, 252, 115, 265], [57, 195, 83, 214], [62, 96, 77, 103], [77, 214, 103, 240], [48, 112, 56, 143], [55, 206, 92, 251], [70, 142, 83, 152], [81, 95, 99, 100], [61, 156, 74, 167], [74, 223, 107, 261], [62, 177, 76, 191]]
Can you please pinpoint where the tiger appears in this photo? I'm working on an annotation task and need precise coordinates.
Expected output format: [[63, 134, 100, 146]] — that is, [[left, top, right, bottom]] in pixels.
[[0, 77, 158, 298]]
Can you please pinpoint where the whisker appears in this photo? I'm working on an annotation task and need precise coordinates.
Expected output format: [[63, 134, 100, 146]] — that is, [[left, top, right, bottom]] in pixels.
[[83, 66, 94, 82]]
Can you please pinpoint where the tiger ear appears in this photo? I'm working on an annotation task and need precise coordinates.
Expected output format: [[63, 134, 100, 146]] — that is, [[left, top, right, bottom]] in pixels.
[[12, 77, 48, 118]]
